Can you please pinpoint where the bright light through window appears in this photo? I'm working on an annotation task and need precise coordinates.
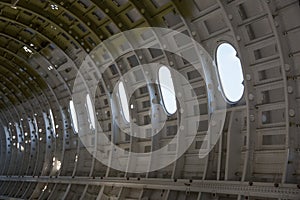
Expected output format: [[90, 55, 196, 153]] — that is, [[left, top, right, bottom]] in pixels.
[[118, 82, 130, 122], [69, 100, 79, 133], [158, 66, 177, 115], [86, 94, 96, 130], [216, 43, 244, 103], [52, 157, 61, 171], [51, 4, 59, 10], [23, 46, 33, 54], [42, 185, 47, 192]]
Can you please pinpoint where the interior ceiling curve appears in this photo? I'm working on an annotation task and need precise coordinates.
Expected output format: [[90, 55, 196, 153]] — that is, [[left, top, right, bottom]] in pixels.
[[0, 0, 299, 199]]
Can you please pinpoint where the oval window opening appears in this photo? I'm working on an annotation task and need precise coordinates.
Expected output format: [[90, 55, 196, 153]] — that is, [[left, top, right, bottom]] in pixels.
[[69, 100, 79, 133], [86, 94, 96, 130], [49, 109, 56, 135], [159, 66, 177, 115], [216, 43, 244, 103], [118, 82, 130, 122]]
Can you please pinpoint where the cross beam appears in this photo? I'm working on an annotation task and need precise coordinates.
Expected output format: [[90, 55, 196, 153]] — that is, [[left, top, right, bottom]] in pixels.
[[0, 176, 299, 199]]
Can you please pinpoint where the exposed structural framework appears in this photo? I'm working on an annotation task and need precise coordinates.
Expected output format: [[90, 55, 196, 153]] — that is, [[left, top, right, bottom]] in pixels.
[[0, 0, 299, 200]]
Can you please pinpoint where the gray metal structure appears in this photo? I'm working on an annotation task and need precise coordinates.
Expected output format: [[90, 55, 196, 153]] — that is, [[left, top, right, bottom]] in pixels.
[[0, 0, 299, 199]]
